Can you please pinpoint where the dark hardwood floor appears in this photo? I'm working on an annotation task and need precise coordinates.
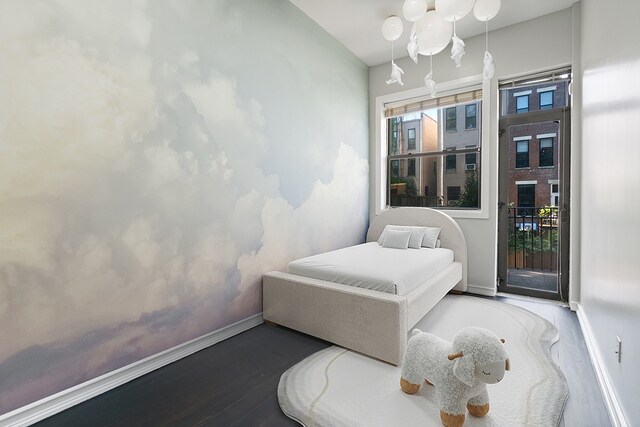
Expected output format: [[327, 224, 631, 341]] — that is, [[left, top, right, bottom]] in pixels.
[[35, 295, 610, 427]]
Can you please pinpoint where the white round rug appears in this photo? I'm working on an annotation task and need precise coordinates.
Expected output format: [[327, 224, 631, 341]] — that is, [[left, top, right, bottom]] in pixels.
[[278, 295, 568, 427]]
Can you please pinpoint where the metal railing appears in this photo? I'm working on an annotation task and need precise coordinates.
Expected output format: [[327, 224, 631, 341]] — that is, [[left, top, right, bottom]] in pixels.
[[508, 207, 558, 271]]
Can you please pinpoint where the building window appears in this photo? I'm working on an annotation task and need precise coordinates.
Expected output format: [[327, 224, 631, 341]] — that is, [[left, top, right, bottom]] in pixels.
[[465, 104, 477, 129], [384, 89, 482, 210], [517, 184, 536, 216], [446, 107, 457, 132], [516, 140, 529, 168], [447, 186, 461, 201], [516, 95, 529, 113], [550, 183, 559, 206], [446, 154, 457, 171], [539, 137, 554, 167], [539, 91, 554, 110], [390, 159, 399, 178], [407, 128, 416, 151]]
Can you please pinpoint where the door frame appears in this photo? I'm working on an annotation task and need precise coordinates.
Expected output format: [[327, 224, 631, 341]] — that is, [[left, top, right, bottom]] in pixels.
[[497, 107, 571, 301]]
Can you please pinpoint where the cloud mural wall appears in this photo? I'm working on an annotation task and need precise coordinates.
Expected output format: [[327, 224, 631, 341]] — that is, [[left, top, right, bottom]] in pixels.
[[0, 0, 369, 414]]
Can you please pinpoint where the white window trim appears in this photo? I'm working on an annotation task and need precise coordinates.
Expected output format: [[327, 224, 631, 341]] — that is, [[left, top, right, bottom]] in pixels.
[[536, 85, 557, 93], [513, 90, 532, 97], [374, 74, 490, 219], [513, 136, 532, 141], [516, 180, 538, 185], [548, 179, 559, 184], [536, 133, 557, 139]]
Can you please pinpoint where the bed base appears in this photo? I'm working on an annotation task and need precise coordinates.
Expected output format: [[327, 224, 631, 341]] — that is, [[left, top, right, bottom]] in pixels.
[[263, 262, 462, 365]]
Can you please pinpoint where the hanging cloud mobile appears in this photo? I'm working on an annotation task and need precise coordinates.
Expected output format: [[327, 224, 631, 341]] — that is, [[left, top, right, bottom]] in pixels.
[[382, 15, 405, 86], [450, 35, 465, 67], [387, 61, 405, 86]]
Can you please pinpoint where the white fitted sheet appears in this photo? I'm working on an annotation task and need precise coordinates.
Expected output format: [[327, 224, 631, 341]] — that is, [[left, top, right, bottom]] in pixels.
[[287, 242, 454, 295]]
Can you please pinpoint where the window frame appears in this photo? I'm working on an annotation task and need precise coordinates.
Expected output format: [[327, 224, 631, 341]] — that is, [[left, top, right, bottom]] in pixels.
[[445, 107, 457, 132], [374, 75, 490, 219], [539, 137, 554, 167], [465, 104, 477, 129], [516, 140, 530, 168], [539, 90, 554, 110], [516, 94, 529, 113], [407, 127, 417, 151]]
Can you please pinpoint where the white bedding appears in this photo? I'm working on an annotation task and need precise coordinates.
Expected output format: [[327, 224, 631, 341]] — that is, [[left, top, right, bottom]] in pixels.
[[287, 242, 455, 295]]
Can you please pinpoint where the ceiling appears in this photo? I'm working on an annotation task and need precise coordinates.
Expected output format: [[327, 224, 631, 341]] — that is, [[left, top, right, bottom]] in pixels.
[[289, 0, 578, 66]]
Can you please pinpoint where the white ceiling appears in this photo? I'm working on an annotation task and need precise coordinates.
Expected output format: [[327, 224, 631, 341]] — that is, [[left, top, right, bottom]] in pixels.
[[290, 0, 578, 66]]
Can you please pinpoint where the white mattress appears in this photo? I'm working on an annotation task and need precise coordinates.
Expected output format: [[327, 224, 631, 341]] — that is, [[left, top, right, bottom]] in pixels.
[[287, 242, 455, 295]]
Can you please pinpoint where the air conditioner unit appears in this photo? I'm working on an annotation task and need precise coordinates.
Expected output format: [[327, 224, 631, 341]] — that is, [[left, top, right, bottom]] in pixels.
[[465, 163, 477, 171]]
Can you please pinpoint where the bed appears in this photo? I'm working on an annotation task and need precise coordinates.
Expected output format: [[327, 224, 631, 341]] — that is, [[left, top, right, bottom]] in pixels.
[[262, 207, 467, 365]]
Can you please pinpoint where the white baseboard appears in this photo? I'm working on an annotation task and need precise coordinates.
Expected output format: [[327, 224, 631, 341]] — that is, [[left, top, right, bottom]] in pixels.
[[575, 304, 628, 427], [0, 313, 264, 427], [465, 283, 496, 297]]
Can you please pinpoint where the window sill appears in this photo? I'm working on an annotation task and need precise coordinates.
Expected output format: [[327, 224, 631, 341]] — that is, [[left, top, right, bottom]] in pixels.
[[539, 166, 555, 169]]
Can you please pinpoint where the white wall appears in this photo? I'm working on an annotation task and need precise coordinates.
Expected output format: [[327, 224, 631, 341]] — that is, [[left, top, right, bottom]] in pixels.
[[369, 9, 573, 293], [579, 0, 640, 424]]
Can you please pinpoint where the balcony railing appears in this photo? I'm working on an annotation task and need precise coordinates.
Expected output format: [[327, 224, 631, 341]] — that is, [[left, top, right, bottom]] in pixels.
[[508, 207, 558, 271]]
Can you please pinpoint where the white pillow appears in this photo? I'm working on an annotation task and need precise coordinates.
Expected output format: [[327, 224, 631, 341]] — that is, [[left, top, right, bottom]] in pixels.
[[377, 225, 427, 249], [381, 229, 412, 249], [422, 227, 441, 249]]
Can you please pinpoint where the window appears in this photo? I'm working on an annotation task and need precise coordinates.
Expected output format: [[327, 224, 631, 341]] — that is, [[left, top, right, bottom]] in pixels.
[[516, 140, 529, 168], [447, 186, 461, 202], [390, 159, 399, 178], [407, 128, 416, 151], [539, 91, 554, 110], [384, 88, 482, 210], [465, 104, 477, 129], [408, 158, 416, 176], [516, 95, 529, 113], [465, 145, 477, 167], [517, 184, 536, 216], [550, 183, 559, 206], [446, 107, 456, 132], [539, 138, 554, 167], [446, 154, 457, 171]]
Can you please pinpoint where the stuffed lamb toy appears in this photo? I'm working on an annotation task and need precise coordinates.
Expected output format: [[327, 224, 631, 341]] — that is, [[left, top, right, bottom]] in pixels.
[[400, 327, 510, 427]]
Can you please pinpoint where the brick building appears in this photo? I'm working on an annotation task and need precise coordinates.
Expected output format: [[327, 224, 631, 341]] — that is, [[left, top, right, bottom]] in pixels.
[[502, 81, 569, 214]]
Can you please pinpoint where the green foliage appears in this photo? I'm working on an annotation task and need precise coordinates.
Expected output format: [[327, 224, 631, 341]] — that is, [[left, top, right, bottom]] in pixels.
[[538, 205, 555, 217], [390, 176, 418, 196], [508, 228, 558, 255], [458, 170, 479, 208]]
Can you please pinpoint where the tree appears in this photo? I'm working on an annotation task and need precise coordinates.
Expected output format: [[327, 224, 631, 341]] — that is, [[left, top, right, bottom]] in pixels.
[[458, 170, 479, 208]]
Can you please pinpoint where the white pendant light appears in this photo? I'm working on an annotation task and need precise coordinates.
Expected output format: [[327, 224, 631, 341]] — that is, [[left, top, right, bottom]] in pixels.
[[473, 0, 501, 81], [435, 0, 476, 22], [474, 0, 501, 21], [416, 10, 452, 56], [382, 15, 404, 41], [402, 0, 428, 22]]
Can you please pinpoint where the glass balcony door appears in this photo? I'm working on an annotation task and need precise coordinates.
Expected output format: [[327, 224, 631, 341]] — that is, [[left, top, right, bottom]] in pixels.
[[497, 73, 571, 301]]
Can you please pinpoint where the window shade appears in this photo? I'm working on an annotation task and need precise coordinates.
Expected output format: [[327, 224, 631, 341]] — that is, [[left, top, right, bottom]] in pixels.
[[499, 67, 572, 91], [384, 88, 483, 119]]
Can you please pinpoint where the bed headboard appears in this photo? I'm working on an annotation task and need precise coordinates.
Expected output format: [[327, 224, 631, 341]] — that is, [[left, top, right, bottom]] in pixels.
[[366, 207, 467, 292]]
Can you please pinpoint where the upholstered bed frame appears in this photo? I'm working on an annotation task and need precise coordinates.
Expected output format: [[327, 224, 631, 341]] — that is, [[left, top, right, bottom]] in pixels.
[[262, 207, 467, 365]]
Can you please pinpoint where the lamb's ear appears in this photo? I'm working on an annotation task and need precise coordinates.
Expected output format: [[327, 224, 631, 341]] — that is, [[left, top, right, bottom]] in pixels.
[[447, 351, 463, 360], [505, 358, 511, 371], [451, 354, 475, 387], [500, 338, 506, 343]]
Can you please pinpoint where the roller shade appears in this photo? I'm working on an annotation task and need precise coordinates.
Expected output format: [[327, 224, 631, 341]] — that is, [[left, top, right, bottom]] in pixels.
[[384, 88, 483, 119]]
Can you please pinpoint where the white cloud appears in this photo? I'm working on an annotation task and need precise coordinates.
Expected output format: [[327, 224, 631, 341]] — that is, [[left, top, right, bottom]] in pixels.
[[0, 0, 369, 369], [232, 143, 369, 317]]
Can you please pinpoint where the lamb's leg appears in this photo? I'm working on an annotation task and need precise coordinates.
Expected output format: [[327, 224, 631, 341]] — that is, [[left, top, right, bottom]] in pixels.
[[439, 410, 465, 427], [400, 377, 421, 394], [467, 388, 490, 417], [437, 390, 466, 427]]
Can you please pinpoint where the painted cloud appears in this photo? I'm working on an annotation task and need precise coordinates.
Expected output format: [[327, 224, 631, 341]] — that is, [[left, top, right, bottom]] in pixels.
[[0, 0, 368, 413]]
